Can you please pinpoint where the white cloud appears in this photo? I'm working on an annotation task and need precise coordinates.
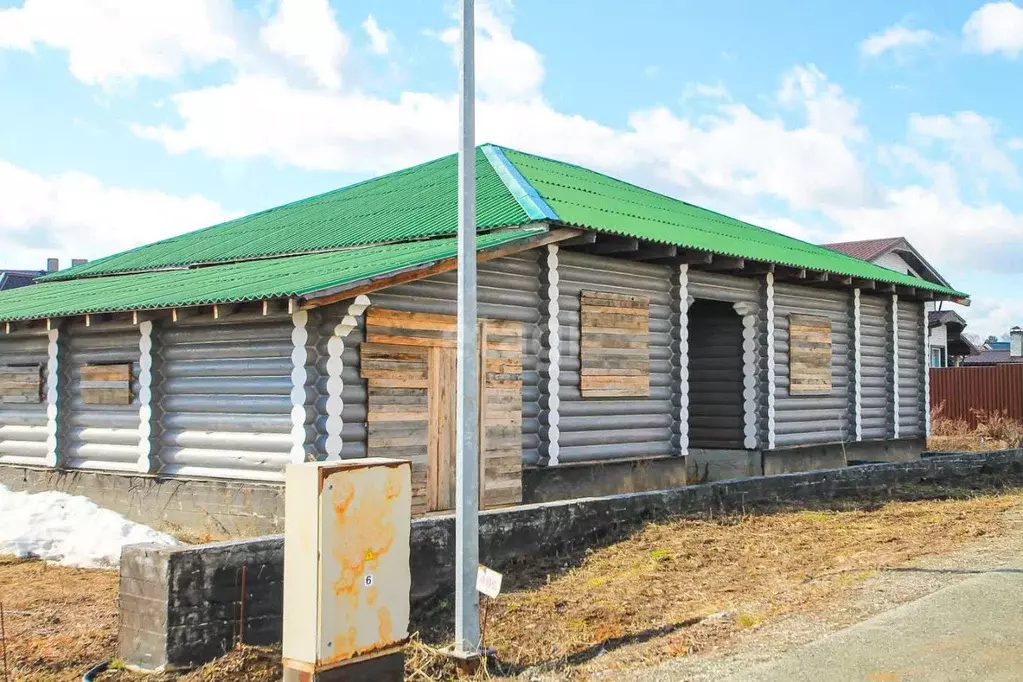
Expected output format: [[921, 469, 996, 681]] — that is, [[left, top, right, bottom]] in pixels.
[[860, 23, 936, 57], [909, 111, 1019, 185], [826, 186, 1023, 275], [133, 75, 456, 174], [963, 2, 1023, 57], [0, 0, 238, 87], [260, 0, 348, 90], [963, 298, 1023, 339], [134, 2, 871, 217], [362, 15, 391, 56], [683, 82, 730, 100], [0, 160, 234, 270], [439, 0, 544, 101]]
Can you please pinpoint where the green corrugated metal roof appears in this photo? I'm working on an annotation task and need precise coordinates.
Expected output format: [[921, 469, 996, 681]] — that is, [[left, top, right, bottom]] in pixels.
[[0, 229, 543, 322], [20, 142, 963, 325], [500, 146, 966, 297], [43, 149, 531, 282]]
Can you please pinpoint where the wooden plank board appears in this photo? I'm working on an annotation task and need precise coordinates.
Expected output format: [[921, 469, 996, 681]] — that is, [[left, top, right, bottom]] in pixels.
[[81, 363, 132, 405], [579, 290, 650, 398], [366, 308, 458, 348], [789, 313, 833, 395], [427, 346, 457, 512], [480, 319, 523, 510], [0, 365, 43, 404], [364, 335, 432, 514], [81, 364, 131, 383], [580, 374, 651, 397], [580, 291, 649, 308], [360, 344, 429, 387], [362, 309, 523, 514]]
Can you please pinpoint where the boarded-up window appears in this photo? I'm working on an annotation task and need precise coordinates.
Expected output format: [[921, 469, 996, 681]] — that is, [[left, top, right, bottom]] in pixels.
[[788, 314, 832, 395], [579, 290, 650, 398], [0, 365, 43, 404], [361, 309, 523, 514], [81, 363, 133, 405]]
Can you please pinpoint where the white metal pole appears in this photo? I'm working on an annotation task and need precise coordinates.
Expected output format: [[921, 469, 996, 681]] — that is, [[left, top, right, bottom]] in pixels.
[[454, 0, 481, 656]]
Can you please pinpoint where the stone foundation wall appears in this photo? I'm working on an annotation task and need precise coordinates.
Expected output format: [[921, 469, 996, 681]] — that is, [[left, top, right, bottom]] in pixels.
[[0, 467, 285, 538], [119, 449, 1023, 671]]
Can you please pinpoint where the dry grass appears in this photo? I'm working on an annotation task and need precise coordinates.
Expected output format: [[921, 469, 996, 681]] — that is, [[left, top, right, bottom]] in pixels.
[[0, 555, 119, 681], [3, 486, 1023, 681], [475, 489, 1022, 676], [929, 408, 1023, 452]]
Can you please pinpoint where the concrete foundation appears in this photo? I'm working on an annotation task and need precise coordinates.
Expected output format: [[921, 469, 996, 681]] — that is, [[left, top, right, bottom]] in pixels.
[[119, 449, 1023, 671], [686, 449, 762, 483], [0, 466, 286, 538], [1, 437, 926, 538], [522, 456, 689, 503]]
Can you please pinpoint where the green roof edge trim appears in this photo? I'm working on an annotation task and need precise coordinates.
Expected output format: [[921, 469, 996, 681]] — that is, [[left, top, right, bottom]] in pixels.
[[498, 145, 967, 299], [482, 144, 560, 221]]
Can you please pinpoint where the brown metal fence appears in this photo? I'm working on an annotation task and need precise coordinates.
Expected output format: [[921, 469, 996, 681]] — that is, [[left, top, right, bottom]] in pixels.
[[930, 364, 1023, 428]]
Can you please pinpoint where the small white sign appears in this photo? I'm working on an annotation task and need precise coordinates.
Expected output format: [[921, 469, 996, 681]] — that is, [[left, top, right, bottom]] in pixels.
[[476, 565, 503, 598], [363, 573, 374, 587]]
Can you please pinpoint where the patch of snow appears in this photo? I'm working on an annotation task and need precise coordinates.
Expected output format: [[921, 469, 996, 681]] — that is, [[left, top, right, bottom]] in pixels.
[[0, 484, 180, 569]]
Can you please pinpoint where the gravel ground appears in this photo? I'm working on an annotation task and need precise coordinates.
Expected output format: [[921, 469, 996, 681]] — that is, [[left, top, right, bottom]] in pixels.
[[612, 507, 1023, 682]]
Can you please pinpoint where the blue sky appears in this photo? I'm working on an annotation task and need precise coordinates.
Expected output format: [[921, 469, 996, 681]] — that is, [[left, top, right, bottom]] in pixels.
[[1, 0, 1022, 337]]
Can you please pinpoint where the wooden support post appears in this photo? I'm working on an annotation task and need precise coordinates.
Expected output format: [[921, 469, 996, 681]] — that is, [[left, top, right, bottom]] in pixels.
[[703, 257, 745, 272], [589, 236, 639, 254], [679, 251, 714, 265], [559, 233, 597, 247]]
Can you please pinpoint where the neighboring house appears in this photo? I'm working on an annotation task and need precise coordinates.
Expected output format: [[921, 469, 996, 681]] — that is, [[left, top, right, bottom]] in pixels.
[[822, 237, 972, 368], [0, 269, 44, 291], [0, 145, 968, 524], [0, 259, 84, 292], [927, 310, 976, 367], [964, 328, 1023, 365]]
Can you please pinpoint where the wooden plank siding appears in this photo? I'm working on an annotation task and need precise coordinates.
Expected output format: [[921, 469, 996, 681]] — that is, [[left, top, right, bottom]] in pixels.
[[361, 308, 523, 513], [80, 363, 133, 405], [788, 314, 833, 395], [478, 318, 524, 508], [0, 364, 43, 404], [579, 290, 651, 398]]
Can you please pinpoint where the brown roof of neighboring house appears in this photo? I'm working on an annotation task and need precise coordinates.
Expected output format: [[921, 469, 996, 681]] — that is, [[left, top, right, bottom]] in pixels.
[[821, 236, 951, 288], [929, 310, 967, 328], [963, 349, 1023, 365], [821, 237, 904, 262], [0, 270, 43, 291]]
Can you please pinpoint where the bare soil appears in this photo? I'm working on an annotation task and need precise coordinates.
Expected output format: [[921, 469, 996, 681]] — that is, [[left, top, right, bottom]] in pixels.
[[2, 484, 1022, 682]]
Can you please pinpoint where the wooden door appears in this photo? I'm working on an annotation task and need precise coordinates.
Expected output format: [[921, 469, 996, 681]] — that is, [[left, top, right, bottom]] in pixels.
[[361, 309, 522, 513]]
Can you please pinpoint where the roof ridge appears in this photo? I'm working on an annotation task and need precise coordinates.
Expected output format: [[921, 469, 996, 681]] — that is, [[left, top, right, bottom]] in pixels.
[[822, 236, 902, 246], [499, 145, 872, 262], [482, 144, 559, 221]]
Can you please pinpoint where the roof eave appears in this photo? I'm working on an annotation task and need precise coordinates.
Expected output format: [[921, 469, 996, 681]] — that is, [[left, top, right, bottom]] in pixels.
[[299, 224, 576, 310]]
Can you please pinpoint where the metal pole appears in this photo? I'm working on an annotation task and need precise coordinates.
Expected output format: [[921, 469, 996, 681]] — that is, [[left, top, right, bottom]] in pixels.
[[454, 0, 481, 657]]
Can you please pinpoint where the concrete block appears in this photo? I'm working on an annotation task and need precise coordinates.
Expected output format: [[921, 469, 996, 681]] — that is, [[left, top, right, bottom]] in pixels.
[[764, 446, 847, 475], [522, 455, 689, 503], [686, 448, 763, 482]]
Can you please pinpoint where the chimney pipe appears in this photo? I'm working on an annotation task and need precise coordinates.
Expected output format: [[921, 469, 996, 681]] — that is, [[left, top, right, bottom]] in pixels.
[[1011, 327, 1023, 358], [46, 258, 59, 273], [71, 258, 88, 266]]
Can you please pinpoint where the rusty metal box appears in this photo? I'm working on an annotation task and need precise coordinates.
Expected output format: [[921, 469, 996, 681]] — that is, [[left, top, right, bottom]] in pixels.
[[282, 458, 412, 677]]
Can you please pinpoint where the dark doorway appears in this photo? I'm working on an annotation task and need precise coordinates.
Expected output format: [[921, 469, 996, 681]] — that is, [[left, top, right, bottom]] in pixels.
[[687, 299, 745, 449]]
